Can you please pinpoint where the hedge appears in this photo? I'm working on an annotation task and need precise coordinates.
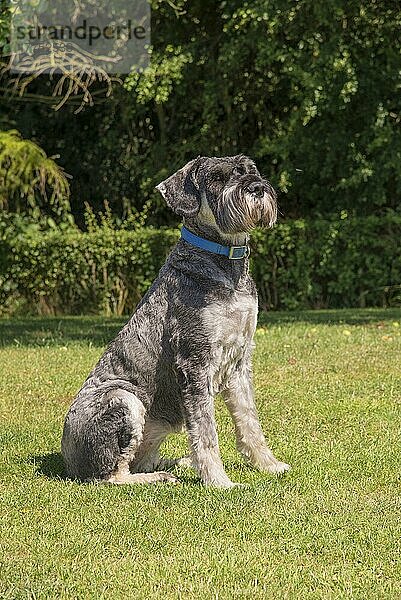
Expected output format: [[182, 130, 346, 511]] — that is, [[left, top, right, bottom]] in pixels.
[[1, 216, 400, 316]]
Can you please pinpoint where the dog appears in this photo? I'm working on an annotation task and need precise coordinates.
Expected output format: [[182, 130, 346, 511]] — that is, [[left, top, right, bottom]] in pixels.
[[61, 155, 290, 487]]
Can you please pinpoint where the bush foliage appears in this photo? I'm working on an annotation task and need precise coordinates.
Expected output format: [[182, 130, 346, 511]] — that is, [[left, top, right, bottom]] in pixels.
[[1, 216, 400, 316], [0, 130, 71, 222], [1, 1, 400, 224]]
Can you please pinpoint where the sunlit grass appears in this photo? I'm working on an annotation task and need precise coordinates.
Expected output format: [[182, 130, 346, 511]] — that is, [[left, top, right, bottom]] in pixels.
[[0, 310, 400, 599]]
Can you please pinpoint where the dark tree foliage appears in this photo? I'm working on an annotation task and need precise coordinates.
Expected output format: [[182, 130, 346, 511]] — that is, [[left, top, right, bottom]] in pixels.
[[1, 0, 400, 225]]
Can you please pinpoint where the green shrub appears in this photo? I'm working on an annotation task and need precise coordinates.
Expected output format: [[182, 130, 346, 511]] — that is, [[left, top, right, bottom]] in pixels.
[[252, 215, 401, 310], [1, 216, 400, 316], [0, 227, 179, 316]]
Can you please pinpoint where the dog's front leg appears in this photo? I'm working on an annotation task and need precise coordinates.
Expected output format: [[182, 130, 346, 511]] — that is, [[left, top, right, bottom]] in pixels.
[[180, 372, 236, 488], [222, 363, 290, 475]]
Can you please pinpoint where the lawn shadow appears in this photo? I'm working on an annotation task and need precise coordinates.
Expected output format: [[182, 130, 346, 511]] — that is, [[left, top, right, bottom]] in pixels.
[[1, 309, 400, 347], [0, 316, 126, 348], [258, 307, 401, 327], [29, 451, 201, 486], [30, 452, 67, 480]]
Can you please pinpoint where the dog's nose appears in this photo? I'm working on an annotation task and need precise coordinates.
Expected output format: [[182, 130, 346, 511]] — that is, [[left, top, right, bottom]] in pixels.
[[247, 182, 264, 197]]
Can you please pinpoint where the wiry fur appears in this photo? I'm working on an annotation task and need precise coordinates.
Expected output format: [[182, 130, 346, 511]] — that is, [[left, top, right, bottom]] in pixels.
[[61, 155, 290, 487]]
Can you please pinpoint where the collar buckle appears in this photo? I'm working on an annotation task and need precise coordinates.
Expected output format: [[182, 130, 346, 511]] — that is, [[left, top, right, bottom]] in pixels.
[[228, 245, 250, 260]]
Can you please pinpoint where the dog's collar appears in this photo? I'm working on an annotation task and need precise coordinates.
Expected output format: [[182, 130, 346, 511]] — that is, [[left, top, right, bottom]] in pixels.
[[180, 226, 250, 260]]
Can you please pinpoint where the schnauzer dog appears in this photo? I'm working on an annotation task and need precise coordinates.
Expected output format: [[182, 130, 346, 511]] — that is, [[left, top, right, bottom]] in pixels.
[[62, 155, 290, 487]]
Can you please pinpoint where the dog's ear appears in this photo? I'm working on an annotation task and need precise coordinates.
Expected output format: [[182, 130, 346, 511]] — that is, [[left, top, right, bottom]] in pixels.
[[156, 157, 202, 217]]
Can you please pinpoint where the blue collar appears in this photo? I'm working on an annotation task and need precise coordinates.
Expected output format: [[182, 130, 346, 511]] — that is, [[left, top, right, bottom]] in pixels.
[[180, 226, 250, 260]]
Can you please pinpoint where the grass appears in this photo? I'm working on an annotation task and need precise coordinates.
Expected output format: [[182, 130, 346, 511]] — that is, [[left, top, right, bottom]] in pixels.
[[0, 309, 400, 599]]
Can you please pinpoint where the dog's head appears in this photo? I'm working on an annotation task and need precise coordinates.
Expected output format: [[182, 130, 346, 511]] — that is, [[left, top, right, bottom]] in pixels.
[[156, 155, 277, 234]]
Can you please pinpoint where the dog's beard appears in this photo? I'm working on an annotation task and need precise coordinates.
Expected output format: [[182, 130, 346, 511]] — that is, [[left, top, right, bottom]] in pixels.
[[216, 182, 277, 233]]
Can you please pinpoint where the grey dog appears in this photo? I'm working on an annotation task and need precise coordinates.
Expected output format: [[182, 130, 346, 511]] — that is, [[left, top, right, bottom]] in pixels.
[[61, 155, 290, 487]]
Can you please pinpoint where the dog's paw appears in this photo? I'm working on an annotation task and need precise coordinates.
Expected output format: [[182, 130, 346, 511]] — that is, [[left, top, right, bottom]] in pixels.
[[265, 461, 291, 475], [153, 471, 181, 484]]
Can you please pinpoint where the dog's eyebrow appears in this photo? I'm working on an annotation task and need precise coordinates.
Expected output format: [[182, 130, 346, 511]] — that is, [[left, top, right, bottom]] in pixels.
[[209, 163, 231, 177]]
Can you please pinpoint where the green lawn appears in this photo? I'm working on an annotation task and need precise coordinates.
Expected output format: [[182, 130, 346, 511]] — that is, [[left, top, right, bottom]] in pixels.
[[0, 310, 400, 599]]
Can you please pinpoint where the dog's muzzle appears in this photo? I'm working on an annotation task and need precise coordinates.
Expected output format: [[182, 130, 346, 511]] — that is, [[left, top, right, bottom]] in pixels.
[[246, 181, 265, 197], [217, 174, 278, 233]]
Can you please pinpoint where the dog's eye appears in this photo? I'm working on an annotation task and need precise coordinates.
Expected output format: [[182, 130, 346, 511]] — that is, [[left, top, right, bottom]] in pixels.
[[233, 166, 246, 176]]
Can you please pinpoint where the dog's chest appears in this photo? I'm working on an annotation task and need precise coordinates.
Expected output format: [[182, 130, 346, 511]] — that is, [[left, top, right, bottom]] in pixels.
[[203, 292, 257, 394]]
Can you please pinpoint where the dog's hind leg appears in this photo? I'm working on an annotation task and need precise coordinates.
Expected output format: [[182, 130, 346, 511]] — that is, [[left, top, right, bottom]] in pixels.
[[107, 470, 179, 484], [62, 387, 179, 484], [104, 397, 180, 485]]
